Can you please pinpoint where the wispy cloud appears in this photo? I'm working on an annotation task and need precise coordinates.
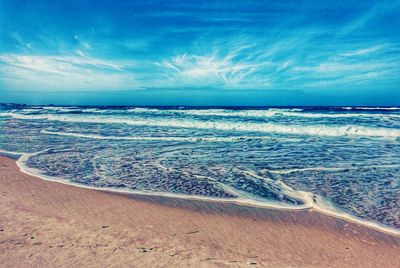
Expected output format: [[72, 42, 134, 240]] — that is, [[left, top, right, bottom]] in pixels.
[[290, 42, 400, 87], [0, 54, 136, 90], [156, 46, 271, 88], [339, 45, 386, 57], [0, 54, 127, 73]]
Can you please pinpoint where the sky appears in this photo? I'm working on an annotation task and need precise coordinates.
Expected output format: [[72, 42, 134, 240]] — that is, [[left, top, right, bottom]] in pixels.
[[0, 0, 400, 106]]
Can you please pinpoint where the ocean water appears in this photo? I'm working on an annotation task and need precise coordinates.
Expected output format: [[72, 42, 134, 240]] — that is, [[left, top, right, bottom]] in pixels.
[[1, 104, 399, 231]]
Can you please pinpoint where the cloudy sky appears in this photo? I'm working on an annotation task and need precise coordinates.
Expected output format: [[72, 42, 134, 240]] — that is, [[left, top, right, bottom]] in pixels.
[[1, 0, 400, 105]]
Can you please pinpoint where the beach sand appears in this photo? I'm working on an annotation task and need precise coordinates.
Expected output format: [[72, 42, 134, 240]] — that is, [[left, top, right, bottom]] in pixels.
[[0, 155, 399, 267]]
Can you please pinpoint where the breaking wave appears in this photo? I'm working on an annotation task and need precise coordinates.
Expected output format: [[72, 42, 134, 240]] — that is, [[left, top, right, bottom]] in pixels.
[[2, 112, 400, 138]]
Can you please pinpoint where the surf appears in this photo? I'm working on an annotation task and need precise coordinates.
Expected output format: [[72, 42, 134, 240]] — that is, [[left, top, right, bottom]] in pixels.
[[2, 111, 400, 138]]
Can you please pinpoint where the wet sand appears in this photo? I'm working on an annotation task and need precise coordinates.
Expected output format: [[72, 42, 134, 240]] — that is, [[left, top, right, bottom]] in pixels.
[[0, 155, 399, 267]]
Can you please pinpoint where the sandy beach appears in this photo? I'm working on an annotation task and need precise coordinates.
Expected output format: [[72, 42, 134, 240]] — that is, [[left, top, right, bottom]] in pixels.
[[0, 155, 399, 267]]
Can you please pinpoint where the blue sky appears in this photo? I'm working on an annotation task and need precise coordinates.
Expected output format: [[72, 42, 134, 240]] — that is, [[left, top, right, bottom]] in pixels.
[[1, 0, 400, 105]]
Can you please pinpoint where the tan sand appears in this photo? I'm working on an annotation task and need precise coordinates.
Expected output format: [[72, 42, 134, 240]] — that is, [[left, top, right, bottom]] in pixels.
[[0, 155, 399, 267]]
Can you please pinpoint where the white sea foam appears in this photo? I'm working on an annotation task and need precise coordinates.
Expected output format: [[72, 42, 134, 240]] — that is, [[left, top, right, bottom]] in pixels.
[[123, 107, 400, 119], [12, 106, 400, 119], [267, 164, 400, 174], [41, 130, 281, 142], [238, 169, 314, 207], [342, 107, 400, 111], [37, 106, 81, 113], [2, 112, 400, 138], [5, 107, 400, 121]]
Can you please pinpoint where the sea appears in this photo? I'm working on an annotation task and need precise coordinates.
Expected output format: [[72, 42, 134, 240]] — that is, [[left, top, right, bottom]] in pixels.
[[0, 104, 399, 233]]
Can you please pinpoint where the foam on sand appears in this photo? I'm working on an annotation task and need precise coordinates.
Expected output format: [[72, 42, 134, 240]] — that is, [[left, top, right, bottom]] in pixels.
[[1, 148, 398, 237]]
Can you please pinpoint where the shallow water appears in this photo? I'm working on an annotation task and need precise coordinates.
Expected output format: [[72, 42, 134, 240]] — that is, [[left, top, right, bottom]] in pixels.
[[1, 104, 399, 229]]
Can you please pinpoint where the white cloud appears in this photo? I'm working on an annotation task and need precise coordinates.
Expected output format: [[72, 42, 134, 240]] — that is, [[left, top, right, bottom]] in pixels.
[[157, 47, 272, 88], [0, 54, 126, 73], [340, 45, 385, 57], [0, 54, 136, 90]]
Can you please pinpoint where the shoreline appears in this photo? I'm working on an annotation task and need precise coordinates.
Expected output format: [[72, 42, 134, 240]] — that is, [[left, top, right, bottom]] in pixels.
[[3, 149, 399, 237], [1, 155, 400, 267]]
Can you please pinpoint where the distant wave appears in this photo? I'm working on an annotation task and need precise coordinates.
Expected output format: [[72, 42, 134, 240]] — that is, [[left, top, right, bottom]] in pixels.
[[112, 107, 400, 119], [342, 107, 400, 111], [2, 112, 400, 138], [7, 107, 400, 119]]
